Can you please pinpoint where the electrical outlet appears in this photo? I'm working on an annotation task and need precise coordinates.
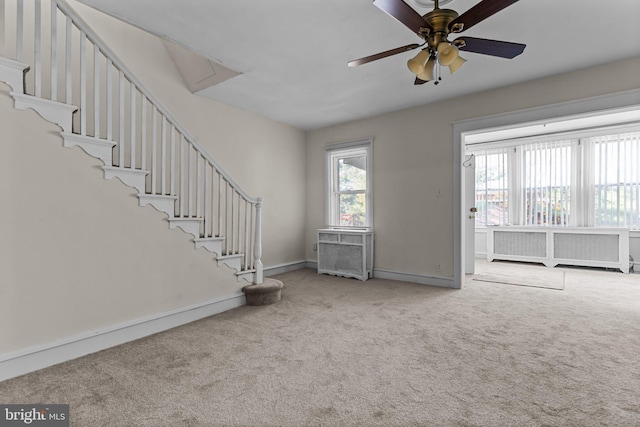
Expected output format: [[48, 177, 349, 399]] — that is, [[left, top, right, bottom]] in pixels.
[[436, 264, 441, 272], [313, 243, 317, 251]]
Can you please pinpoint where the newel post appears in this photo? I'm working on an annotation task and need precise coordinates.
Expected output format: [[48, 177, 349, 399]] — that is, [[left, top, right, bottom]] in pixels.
[[254, 197, 264, 284]]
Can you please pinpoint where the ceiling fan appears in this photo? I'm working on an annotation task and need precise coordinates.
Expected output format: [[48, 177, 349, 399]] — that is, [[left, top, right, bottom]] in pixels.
[[348, 0, 526, 85]]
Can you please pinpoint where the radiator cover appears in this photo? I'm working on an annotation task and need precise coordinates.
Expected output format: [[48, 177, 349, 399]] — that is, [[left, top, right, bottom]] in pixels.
[[487, 227, 629, 273]]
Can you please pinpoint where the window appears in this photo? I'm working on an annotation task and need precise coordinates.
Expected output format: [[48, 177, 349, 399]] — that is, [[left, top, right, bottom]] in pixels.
[[521, 140, 574, 226], [591, 132, 640, 227], [474, 147, 510, 227], [468, 128, 640, 229], [325, 139, 372, 228]]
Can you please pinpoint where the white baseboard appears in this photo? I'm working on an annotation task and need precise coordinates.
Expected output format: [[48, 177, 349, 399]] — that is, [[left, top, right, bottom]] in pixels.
[[0, 292, 245, 382], [304, 260, 457, 288], [373, 268, 458, 289], [264, 260, 308, 276]]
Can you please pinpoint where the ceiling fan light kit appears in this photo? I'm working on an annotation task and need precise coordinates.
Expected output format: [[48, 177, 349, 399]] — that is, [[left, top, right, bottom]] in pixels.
[[349, 0, 526, 86], [436, 42, 459, 66], [407, 48, 432, 74], [448, 55, 467, 74], [416, 55, 436, 81]]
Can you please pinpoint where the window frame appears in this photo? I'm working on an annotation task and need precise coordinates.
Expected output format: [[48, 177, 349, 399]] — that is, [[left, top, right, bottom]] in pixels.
[[324, 138, 373, 229]]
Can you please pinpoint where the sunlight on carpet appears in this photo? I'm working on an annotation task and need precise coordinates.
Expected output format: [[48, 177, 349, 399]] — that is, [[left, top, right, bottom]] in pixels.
[[471, 261, 566, 290], [472, 272, 565, 290]]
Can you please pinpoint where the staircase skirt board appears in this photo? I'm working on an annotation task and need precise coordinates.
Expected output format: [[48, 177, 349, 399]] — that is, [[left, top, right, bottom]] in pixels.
[[0, 57, 30, 94], [138, 193, 178, 217], [217, 253, 244, 272], [194, 237, 225, 255], [236, 270, 256, 283], [102, 166, 149, 193], [168, 217, 203, 239], [61, 133, 116, 165], [11, 92, 77, 133]]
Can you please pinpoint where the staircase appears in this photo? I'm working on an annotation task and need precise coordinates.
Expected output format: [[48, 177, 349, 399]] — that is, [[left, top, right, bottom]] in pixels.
[[0, 0, 263, 284]]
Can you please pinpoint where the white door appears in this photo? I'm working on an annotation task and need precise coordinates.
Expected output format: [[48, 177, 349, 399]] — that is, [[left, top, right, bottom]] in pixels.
[[464, 154, 476, 274]]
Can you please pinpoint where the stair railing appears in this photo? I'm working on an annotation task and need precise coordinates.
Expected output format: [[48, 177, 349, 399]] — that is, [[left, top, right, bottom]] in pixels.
[[5, 0, 263, 283]]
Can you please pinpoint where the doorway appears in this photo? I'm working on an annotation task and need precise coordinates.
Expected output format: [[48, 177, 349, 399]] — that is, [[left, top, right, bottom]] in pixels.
[[453, 90, 640, 288]]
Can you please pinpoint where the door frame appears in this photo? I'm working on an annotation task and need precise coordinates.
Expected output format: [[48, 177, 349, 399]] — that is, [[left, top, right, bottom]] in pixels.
[[453, 89, 640, 288]]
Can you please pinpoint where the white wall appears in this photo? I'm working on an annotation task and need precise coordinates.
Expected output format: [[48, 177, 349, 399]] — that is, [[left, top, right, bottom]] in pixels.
[[0, 1, 306, 357], [305, 57, 640, 282], [630, 233, 640, 272]]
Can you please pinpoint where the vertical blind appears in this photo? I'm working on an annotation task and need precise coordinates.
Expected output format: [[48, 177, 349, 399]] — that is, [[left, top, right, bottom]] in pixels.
[[591, 131, 640, 227], [521, 140, 575, 226]]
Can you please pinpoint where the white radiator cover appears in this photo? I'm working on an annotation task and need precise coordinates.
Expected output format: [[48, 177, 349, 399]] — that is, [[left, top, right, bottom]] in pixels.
[[317, 228, 374, 281], [487, 227, 630, 273]]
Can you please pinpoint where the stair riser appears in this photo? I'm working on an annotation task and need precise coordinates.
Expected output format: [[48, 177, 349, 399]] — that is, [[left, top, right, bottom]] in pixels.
[[62, 133, 115, 165], [194, 240, 224, 256], [0, 58, 30, 94], [138, 195, 177, 217], [12, 92, 77, 133], [168, 219, 202, 239], [236, 271, 255, 283], [218, 257, 242, 271], [103, 167, 148, 194]]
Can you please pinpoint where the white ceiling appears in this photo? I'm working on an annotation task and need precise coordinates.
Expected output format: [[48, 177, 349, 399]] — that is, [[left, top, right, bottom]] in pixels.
[[76, 0, 640, 130]]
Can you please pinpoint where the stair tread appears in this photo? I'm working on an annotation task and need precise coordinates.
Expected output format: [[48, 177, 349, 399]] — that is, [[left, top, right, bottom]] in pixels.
[[0, 57, 30, 71], [62, 132, 117, 145], [103, 166, 148, 174], [11, 92, 78, 112], [217, 253, 244, 259], [139, 193, 178, 199]]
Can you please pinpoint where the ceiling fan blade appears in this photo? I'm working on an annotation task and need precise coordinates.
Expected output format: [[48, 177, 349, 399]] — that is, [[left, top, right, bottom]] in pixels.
[[448, 0, 519, 33], [373, 0, 433, 36], [455, 37, 525, 59], [348, 43, 421, 67], [414, 77, 429, 85]]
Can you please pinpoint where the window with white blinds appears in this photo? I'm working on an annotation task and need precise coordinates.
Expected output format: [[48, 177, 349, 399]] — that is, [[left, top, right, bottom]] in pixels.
[[591, 131, 640, 227], [468, 127, 640, 229], [522, 140, 575, 226]]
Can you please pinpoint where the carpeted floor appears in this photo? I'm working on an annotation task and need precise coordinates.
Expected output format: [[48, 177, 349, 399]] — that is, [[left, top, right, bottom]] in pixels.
[[1, 262, 640, 426]]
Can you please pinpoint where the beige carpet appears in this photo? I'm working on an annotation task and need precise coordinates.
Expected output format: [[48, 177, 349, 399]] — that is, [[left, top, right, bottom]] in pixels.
[[1, 264, 640, 426]]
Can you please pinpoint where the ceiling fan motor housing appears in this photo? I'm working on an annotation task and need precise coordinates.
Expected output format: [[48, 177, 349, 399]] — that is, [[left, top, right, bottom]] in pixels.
[[424, 8, 459, 49]]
